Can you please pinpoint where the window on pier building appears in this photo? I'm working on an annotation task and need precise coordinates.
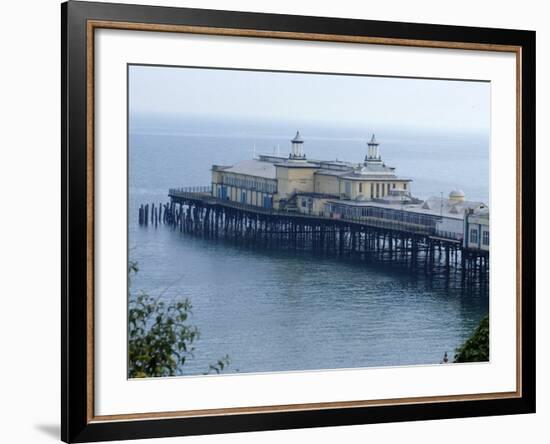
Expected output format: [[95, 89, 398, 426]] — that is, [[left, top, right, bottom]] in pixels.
[[359, 183, 363, 193], [404, 183, 407, 190], [376, 183, 380, 198], [482, 230, 489, 246], [470, 228, 478, 244]]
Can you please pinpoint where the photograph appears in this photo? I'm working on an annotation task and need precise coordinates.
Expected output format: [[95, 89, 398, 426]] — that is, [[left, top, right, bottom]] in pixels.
[[128, 65, 491, 378]]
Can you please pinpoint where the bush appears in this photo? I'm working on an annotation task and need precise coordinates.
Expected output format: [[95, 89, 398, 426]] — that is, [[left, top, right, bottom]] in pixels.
[[129, 292, 199, 378], [128, 261, 229, 378], [454, 315, 489, 363]]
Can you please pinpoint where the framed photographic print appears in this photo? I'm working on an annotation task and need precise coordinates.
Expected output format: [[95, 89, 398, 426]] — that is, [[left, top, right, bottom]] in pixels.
[[61, 1, 536, 442]]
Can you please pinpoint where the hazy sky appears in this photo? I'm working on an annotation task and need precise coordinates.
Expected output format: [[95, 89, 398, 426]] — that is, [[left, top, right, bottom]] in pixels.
[[129, 65, 490, 133]]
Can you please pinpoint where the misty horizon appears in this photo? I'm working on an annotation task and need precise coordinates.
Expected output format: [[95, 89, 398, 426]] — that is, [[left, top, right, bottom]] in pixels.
[[129, 65, 491, 135]]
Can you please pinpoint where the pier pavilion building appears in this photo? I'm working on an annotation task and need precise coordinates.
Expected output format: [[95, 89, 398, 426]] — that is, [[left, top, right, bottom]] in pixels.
[[207, 131, 489, 247], [211, 132, 412, 211]]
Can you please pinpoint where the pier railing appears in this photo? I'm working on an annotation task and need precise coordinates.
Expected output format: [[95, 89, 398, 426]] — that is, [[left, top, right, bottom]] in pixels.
[[169, 189, 288, 216], [168, 189, 441, 238], [170, 186, 212, 194]]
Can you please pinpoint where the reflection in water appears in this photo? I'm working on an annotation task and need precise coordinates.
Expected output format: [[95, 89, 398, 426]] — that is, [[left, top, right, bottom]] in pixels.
[[131, 227, 488, 376]]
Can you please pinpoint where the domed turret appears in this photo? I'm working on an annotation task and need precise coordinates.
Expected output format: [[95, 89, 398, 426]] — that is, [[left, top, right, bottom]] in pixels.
[[449, 190, 465, 202]]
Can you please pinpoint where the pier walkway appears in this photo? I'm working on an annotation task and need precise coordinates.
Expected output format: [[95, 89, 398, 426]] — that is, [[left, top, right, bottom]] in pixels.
[[167, 189, 450, 241], [137, 189, 488, 282]]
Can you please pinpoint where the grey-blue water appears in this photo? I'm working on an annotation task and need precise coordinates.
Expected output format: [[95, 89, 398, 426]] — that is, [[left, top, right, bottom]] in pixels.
[[129, 116, 489, 376]]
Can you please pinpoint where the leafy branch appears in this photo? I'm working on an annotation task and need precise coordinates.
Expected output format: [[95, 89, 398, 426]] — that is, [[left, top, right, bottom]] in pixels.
[[128, 261, 230, 378], [454, 315, 489, 363]]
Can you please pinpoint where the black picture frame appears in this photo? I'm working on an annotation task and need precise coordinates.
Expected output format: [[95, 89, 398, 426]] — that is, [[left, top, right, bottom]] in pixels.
[[62, 1, 536, 442]]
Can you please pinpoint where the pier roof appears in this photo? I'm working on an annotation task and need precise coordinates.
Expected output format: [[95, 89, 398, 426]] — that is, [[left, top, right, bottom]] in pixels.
[[419, 196, 487, 219], [223, 159, 277, 179], [274, 159, 321, 168], [315, 159, 358, 170], [348, 161, 398, 176], [340, 172, 410, 181], [314, 169, 349, 177], [326, 196, 488, 220], [314, 168, 410, 181], [224, 147, 409, 181]]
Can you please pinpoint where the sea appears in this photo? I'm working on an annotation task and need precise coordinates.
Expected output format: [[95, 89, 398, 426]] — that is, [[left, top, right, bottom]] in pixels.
[[128, 115, 490, 376]]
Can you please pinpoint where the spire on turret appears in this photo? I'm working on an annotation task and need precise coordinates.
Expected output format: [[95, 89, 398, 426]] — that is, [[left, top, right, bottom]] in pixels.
[[365, 133, 381, 163], [289, 131, 306, 160]]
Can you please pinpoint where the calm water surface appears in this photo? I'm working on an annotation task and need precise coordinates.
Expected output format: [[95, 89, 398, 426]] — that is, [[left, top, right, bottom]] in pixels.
[[129, 119, 489, 376]]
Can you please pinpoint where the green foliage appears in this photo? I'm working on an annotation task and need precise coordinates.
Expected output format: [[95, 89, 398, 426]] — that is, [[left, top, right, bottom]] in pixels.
[[206, 355, 231, 375], [128, 291, 199, 378], [454, 315, 489, 363], [128, 260, 139, 276], [128, 261, 230, 378]]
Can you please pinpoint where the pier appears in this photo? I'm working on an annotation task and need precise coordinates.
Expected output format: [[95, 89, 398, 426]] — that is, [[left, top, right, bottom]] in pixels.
[[138, 188, 489, 283]]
